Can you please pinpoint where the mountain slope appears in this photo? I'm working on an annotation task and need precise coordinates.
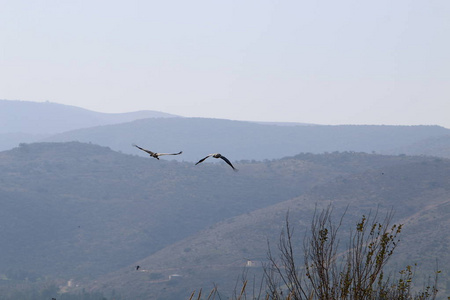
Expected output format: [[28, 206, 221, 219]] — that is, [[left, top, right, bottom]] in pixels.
[[387, 134, 450, 159], [88, 157, 450, 299], [44, 117, 450, 162], [0, 142, 415, 279], [0, 100, 178, 135], [4, 100, 450, 161], [0, 100, 179, 151], [0, 143, 435, 282]]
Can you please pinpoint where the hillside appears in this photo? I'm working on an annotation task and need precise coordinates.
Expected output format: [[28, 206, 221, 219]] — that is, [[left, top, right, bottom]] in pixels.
[[0, 142, 421, 280], [88, 157, 450, 299], [44, 117, 450, 162], [0, 100, 179, 151], [0, 100, 179, 135], [3, 100, 450, 162], [0, 142, 448, 299], [387, 134, 450, 159]]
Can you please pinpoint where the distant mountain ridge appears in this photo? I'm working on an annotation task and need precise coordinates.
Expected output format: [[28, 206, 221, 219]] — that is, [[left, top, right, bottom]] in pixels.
[[45, 117, 450, 162], [2, 99, 450, 161], [2, 100, 450, 299], [0, 99, 179, 135], [386, 134, 450, 158], [0, 99, 180, 151]]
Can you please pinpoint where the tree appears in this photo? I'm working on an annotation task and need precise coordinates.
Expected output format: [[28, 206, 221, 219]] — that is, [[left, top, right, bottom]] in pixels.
[[261, 207, 440, 300], [192, 207, 441, 299]]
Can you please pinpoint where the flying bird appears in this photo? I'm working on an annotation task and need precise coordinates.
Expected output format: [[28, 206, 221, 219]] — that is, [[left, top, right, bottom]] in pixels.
[[133, 144, 182, 160], [195, 153, 237, 171]]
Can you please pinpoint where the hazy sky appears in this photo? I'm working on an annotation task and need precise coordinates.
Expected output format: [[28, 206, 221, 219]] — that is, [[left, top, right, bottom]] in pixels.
[[1, 1, 449, 127]]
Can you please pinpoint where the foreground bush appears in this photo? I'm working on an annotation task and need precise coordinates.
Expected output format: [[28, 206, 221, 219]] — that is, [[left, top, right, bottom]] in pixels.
[[191, 207, 441, 300]]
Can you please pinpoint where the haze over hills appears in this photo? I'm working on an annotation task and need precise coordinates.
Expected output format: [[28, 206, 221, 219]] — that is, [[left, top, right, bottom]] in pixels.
[[0, 99, 179, 151], [2, 100, 450, 162], [0, 142, 449, 299], [1, 100, 450, 299], [89, 157, 450, 299], [44, 117, 450, 162], [1, 142, 418, 279], [0, 142, 344, 277], [0, 100, 179, 135], [388, 135, 450, 159]]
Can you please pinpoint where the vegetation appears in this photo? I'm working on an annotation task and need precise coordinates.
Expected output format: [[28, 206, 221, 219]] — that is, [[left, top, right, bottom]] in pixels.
[[2, 142, 433, 279], [0, 282, 112, 300], [190, 208, 441, 299], [0, 142, 449, 299], [266, 208, 439, 299]]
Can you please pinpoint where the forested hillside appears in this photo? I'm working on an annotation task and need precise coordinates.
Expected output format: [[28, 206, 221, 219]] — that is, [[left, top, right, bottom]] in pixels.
[[0, 142, 417, 278], [88, 156, 450, 299], [0, 142, 448, 299]]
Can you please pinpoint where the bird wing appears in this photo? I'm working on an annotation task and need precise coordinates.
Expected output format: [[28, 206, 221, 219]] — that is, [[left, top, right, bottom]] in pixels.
[[133, 144, 155, 155], [195, 154, 213, 165], [219, 155, 237, 170], [156, 151, 183, 156]]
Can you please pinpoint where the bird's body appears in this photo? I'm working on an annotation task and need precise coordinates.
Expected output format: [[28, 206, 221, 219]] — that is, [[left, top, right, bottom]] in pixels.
[[195, 153, 237, 170], [133, 144, 182, 160]]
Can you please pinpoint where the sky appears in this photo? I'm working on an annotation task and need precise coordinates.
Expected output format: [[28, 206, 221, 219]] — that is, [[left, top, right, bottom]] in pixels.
[[1, 0, 450, 127]]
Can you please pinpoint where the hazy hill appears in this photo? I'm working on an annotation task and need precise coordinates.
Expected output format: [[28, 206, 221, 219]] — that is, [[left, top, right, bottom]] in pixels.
[[3, 100, 450, 161], [0, 100, 178, 135], [0, 143, 435, 282], [1, 142, 449, 299], [387, 134, 450, 159], [44, 117, 450, 162], [89, 158, 450, 299], [0, 100, 179, 151]]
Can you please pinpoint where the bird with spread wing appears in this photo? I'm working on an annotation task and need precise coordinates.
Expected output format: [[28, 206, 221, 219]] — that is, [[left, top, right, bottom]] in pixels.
[[133, 144, 182, 160], [195, 153, 237, 171]]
